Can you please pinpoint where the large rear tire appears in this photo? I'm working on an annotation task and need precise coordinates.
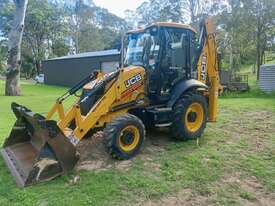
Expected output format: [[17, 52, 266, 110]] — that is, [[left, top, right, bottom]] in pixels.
[[103, 114, 145, 160], [171, 92, 207, 140]]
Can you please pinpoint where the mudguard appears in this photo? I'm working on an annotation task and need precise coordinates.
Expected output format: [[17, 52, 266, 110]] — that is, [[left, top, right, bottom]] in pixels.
[[167, 79, 208, 107]]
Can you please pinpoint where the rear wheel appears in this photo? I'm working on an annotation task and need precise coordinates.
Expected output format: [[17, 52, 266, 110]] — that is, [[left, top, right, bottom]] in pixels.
[[103, 114, 145, 160], [171, 92, 207, 140]]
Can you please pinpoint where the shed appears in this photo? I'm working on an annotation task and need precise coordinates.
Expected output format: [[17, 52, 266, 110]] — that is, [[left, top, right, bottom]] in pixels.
[[42, 49, 120, 87], [259, 64, 275, 92]]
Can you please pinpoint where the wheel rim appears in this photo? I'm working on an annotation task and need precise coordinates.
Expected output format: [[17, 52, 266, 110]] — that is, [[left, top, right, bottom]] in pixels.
[[184, 102, 204, 132], [119, 125, 140, 152]]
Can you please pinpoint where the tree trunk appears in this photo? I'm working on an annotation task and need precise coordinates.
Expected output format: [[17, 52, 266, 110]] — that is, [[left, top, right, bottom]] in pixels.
[[189, 0, 197, 24], [255, 0, 263, 81], [256, 29, 262, 80], [5, 0, 28, 96], [35, 60, 41, 75], [229, 42, 234, 75]]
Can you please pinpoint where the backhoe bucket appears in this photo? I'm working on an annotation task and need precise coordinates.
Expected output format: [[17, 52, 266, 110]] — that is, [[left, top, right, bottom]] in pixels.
[[1, 103, 79, 187]]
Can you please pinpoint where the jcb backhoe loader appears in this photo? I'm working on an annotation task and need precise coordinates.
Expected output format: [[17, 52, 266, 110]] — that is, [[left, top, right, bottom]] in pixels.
[[1, 17, 220, 187]]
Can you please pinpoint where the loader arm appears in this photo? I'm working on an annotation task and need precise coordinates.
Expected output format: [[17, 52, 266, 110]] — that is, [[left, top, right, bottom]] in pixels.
[[46, 67, 147, 144], [197, 17, 221, 122]]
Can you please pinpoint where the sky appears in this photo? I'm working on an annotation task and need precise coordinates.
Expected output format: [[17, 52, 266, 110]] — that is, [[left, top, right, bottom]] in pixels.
[[93, 0, 145, 18]]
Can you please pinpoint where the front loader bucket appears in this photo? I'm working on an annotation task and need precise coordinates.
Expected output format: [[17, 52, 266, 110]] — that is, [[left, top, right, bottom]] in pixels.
[[1, 103, 79, 187]]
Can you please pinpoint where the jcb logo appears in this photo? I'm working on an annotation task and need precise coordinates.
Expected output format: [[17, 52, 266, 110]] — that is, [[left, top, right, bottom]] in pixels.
[[125, 74, 142, 88], [201, 55, 207, 81]]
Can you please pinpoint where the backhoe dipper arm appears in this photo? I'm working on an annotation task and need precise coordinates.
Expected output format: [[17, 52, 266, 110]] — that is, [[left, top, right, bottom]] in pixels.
[[197, 17, 220, 122]]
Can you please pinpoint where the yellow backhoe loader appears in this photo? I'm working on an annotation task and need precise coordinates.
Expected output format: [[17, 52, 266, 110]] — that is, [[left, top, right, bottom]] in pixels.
[[1, 17, 220, 187]]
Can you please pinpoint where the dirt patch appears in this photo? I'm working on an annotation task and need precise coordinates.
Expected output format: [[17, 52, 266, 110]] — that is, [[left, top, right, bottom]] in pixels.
[[75, 128, 173, 172], [243, 110, 273, 122], [76, 131, 113, 172], [238, 111, 275, 153], [222, 173, 275, 206], [141, 188, 212, 206], [141, 173, 275, 206], [75, 110, 275, 173], [238, 176, 275, 206], [73, 109, 275, 204], [215, 110, 275, 152]]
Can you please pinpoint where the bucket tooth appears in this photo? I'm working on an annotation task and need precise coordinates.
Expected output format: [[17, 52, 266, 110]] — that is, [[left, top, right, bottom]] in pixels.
[[1, 102, 79, 187]]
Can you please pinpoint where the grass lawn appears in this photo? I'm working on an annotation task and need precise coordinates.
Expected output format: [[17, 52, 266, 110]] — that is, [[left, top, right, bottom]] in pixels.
[[0, 80, 274, 206]]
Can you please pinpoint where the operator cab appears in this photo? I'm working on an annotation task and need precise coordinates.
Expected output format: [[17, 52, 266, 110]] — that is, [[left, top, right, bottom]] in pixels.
[[124, 23, 199, 104]]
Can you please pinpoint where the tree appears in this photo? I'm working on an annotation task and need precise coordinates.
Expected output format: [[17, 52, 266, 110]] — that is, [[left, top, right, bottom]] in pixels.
[[124, 9, 137, 28], [133, 0, 227, 27], [51, 40, 70, 57], [216, 0, 247, 73], [135, 0, 184, 25], [1, 0, 126, 78], [66, 0, 126, 53], [182, 0, 227, 25], [0, 40, 8, 75], [242, 0, 275, 79], [23, 0, 68, 74], [0, 0, 14, 37], [78, 27, 105, 52], [5, 0, 28, 96], [159, 0, 183, 22]]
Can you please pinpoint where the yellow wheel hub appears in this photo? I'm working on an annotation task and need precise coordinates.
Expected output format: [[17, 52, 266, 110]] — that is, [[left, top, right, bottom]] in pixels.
[[119, 125, 140, 152], [184, 102, 204, 132]]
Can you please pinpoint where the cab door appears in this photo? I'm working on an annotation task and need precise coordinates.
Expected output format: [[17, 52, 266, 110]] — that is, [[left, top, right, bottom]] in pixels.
[[159, 28, 192, 96]]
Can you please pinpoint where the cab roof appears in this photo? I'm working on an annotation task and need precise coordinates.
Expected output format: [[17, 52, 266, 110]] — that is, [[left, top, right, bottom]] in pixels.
[[127, 22, 197, 34]]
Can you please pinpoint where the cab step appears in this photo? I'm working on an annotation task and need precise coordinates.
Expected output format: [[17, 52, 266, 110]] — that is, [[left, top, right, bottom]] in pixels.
[[146, 107, 173, 126]]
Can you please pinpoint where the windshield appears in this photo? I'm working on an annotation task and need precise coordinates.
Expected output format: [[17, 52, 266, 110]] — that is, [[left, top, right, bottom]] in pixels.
[[124, 30, 160, 68]]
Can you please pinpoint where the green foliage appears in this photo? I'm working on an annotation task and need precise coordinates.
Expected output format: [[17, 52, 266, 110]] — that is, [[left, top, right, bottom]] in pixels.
[[136, 0, 184, 24], [74, 27, 121, 53], [216, 0, 275, 74], [134, 0, 227, 25], [1, 0, 274, 79], [78, 27, 104, 52], [67, 0, 126, 53], [0, 1, 11, 75], [51, 40, 70, 58], [0, 40, 7, 76], [0, 0, 14, 36], [0, 0, 126, 77], [22, 0, 69, 74], [21, 54, 35, 79]]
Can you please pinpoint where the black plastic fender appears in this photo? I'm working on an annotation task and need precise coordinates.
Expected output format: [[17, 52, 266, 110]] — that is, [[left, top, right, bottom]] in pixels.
[[167, 79, 208, 107]]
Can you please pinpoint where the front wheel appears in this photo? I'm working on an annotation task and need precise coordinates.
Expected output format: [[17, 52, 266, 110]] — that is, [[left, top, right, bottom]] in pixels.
[[171, 92, 207, 140], [103, 114, 145, 160]]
